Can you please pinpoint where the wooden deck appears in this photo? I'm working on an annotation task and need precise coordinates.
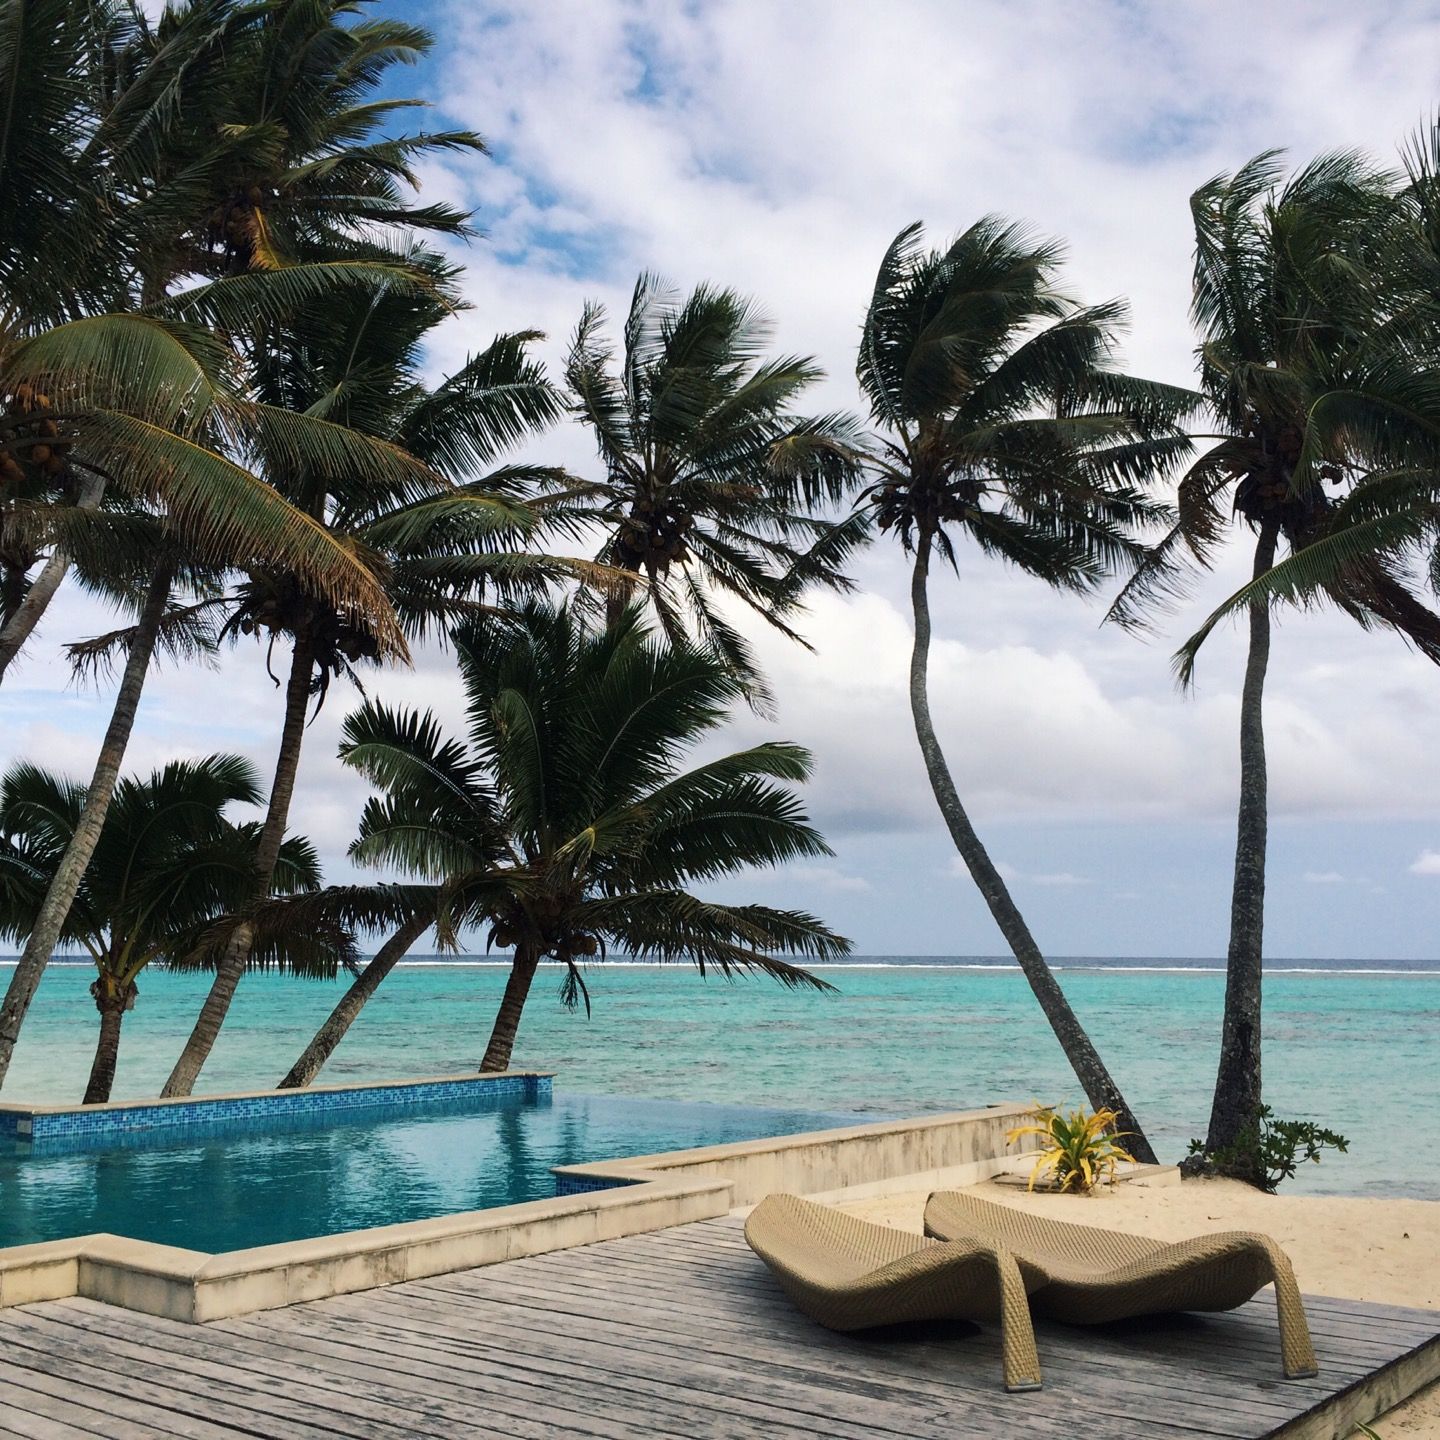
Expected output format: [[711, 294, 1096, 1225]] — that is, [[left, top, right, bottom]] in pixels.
[[0, 1215, 1435, 1439]]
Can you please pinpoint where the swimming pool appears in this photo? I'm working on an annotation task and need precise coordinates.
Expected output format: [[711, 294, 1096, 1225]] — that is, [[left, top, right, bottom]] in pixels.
[[0, 1087, 867, 1253]]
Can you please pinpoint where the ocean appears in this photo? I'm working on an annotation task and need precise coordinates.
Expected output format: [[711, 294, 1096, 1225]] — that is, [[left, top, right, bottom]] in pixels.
[[2, 955, 1436, 1199]]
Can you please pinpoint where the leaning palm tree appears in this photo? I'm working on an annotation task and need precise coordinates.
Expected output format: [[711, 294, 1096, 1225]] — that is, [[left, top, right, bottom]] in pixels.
[[853, 219, 1198, 1162], [0, 0, 481, 667], [0, 306, 422, 1091], [1108, 153, 1440, 1180], [157, 264, 581, 1097], [0, 755, 337, 1103], [0, 0, 491, 1090], [279, 603, 851, 1082], [564, 275, 863, 703]]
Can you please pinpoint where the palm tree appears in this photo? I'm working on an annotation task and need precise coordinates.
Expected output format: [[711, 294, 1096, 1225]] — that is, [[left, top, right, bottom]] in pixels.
[[276, 883, 442, 1089], [0, 0, 481, 665], [0, 301, 432, 1090], [278, 603, 851, 1083], [564, 275, 863, 703], [158, 265, 580, 1097], [1108, 153, 1440, 1180], [0, 0, 492, 1089], [0, 0, 480, 1088], [2, 0, 485, 661], [853, 219, 1198, 1163], [0, 755, 337, 1103]]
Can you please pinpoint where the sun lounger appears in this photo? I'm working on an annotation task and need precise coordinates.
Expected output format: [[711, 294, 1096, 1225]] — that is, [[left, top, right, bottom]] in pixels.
[[743, 1192, 1045, 1391], [923, 1190, 1317, 1379]]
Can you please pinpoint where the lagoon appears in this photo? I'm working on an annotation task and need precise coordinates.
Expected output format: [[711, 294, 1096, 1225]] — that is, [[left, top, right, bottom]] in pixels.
[[2, 957, 1436, 1199]]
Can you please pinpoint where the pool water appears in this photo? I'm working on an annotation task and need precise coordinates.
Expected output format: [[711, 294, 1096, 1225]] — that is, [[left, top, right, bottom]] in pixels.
[[0, 1090, 864, 1253]]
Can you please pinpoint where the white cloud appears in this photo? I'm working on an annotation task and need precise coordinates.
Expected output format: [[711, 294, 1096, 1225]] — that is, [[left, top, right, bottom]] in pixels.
[[12, 1, 1440, 954], [1303, 871, 1345, 885], [1408, 851, 1440, 877], [787, 866, 872, 894], [957, 858, 1086, 888]]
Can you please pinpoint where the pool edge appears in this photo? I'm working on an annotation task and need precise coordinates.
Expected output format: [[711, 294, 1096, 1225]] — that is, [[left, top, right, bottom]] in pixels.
[[0, 1100, 1036, 1323]]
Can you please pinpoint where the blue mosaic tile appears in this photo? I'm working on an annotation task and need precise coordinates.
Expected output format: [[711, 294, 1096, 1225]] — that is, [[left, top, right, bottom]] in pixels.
[[3, 1073, 550, 1143], [553, 1172, 639, 1197]]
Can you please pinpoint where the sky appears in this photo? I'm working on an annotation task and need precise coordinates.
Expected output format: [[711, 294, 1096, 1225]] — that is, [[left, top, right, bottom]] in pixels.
[[9, 0, 1440, 958]]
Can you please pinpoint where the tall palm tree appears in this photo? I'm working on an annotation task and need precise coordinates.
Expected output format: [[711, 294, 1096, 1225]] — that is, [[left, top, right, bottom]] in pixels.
[[1108, 153, 1440, 1180], [0, 754, 337, 1103], [279, 603, 851, 1083], [564, 275, 863, 704], [0, 0, 491, 1090], [0, 301, 428, 1090], [854, 220, 1197, 1162], [158, 265, 581, 1097], [0, 0, 481, 664]]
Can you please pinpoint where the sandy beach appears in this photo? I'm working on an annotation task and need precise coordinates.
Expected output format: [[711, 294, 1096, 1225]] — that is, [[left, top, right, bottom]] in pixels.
[[839, 1176, 1440, 1436]]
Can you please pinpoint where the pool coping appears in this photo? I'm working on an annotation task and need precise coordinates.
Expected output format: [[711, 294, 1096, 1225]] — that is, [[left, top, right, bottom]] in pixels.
[[0, 1069, 553, 1140], [0, 1087, 1036, 1324]]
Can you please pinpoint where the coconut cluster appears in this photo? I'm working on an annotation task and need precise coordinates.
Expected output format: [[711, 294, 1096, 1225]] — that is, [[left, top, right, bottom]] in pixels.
[[618, 496, 695, 569], [1232, 419, 1344, 523], [490, 922, 600, 959], [234, 574, 380, 669], [206, 185, 270, 266], [1, 385, 70, 488], [874, 479, 974, 535]]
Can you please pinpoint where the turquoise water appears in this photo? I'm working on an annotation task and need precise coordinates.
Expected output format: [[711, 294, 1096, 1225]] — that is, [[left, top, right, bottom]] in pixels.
[[0, 1091, 863, 1251], [2, 958, 1437, 1199]]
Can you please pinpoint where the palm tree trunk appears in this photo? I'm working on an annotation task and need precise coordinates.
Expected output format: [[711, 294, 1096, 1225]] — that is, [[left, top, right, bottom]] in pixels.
[[479, 946, 540, 1072], [1204, 520, 1279, 1179], [83, 980, 131, 1105], [277, 911, 432, 1089], [0, 473, 106, 686], [161, 631, 316, 1097], [0, 557, 174, 1091], [908, 529, 1158, 1163]]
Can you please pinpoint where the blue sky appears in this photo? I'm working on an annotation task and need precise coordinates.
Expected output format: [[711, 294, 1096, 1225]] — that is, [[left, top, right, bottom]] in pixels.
[[12, 0, 1440, 958]]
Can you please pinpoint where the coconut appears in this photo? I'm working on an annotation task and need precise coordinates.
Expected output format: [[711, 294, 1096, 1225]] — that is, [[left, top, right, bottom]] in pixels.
[[29, 444, 51, 465]]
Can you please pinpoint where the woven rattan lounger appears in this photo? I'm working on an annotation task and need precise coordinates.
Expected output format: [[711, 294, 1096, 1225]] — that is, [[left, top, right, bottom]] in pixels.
[[923, 1191, 1318, 1379], [743, 1193, 1046, 1391]]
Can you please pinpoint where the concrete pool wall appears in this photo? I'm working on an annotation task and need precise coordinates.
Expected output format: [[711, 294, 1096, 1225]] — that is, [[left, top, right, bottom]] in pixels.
[[0, 1075, 1036, 1324]]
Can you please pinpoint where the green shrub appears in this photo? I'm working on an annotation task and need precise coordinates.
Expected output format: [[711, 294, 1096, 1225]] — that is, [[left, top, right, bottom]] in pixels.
[[1187, 1106, 1348, 1193]]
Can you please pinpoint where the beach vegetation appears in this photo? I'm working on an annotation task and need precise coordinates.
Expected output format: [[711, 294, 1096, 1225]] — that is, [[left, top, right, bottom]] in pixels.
[[846, 218, 1197, 1163], [1008, 1102, 1137, 1194], [1187, 1106, 1349, 1195], [291, 602, 851, 1078], [1108, 151, 1440, 1183], [0, 755, 335, 1103]]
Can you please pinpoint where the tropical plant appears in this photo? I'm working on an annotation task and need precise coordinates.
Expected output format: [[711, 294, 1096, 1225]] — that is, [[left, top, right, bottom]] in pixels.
[[276, 883, 442, 1089], [278, 602, 852, 1082], [1186, 1106, 1348, 1195], [0, 0, 476, 1090], [851, 218, 1197, 1162], [0, 755, 338, 1103], [1007, 1102, 1136, 1195], [0, 305, 434, 1091], [563, 275, 863, 703], [158, 257, 581, 1097], [1107, 153, 1440, 1181]]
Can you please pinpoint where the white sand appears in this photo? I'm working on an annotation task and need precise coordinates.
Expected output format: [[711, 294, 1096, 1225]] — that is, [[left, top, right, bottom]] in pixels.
[[837, 1177, 1440, 1436]]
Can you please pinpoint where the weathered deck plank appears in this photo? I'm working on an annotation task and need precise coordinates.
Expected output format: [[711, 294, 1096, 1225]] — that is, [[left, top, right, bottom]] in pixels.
[[0, 1214, 1434, 1439]]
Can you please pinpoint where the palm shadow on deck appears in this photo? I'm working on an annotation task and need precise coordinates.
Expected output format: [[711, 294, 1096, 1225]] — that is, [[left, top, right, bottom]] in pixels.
[[0, 1215, 1435, 1438]]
